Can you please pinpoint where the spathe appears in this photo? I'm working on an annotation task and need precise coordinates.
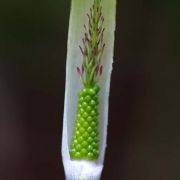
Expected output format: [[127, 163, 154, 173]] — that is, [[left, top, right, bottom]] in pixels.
[[61, 0, 116, 179]]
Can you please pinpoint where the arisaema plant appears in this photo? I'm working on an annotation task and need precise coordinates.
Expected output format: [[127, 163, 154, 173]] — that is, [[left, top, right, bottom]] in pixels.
[[62, 0, 116, 179]]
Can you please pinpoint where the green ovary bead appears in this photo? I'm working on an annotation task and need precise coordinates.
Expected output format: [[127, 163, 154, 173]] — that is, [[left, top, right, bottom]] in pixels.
[[70, 85, 100, 160]]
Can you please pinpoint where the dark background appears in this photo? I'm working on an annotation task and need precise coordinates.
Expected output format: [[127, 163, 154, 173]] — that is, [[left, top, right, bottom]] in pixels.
[[0, 0, 180, 179]]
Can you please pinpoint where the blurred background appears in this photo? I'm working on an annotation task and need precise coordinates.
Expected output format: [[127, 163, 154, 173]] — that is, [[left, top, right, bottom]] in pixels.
[[0, 0, 179, 179]]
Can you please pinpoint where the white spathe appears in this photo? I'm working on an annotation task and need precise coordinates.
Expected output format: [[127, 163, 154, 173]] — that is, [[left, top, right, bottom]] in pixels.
[[61, 0, 116, 179]]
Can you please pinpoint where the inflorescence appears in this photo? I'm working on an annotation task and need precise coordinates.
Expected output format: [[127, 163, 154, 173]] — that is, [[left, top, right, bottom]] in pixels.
[[77, 0, 105, 87], [70, 0, 105, 160]]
